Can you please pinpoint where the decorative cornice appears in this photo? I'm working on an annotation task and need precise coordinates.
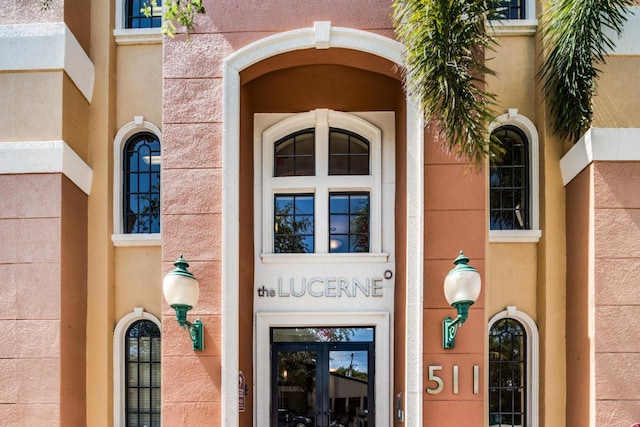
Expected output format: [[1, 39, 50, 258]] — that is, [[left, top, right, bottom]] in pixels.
[[0, 140, 93, 195], [0, 23, 95, 102], [560, 128, 640, 186]]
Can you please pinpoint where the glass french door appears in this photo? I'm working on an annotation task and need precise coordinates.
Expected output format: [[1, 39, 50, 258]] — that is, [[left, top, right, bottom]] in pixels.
[[271, 327, 374, 427]]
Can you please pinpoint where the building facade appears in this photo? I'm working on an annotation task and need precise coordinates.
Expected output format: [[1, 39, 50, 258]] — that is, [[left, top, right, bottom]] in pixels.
[[0, 0, 639, 426]]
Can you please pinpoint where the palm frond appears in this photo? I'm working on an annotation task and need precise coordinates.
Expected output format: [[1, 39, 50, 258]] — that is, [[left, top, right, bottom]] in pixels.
[[393, 0, 503, 163], [538, 0, 633, 143]]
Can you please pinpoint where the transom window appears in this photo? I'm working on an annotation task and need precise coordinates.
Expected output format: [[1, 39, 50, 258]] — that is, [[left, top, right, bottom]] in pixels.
[[124, 132, 161, 234], [489, 318, 526, 427], [260, 110, 383, 256], [126, 320, 161, 427], [125, 0, 162, 28], [274, 129, 315, 176], [329, 129, 370, 175], [490, 126, 529, 230]]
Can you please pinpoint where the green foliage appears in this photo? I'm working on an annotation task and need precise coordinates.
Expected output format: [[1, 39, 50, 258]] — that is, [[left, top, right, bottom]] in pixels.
[[142, 0, 206, 38], [393, 0, 503, 163], [274, 203, 313, 253], [538, 0, 633, 143]]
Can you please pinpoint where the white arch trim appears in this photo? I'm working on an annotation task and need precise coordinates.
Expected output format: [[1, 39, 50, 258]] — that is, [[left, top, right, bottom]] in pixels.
[[112, 117, 162, 246], [113, 307, 161, 427], [488, 306, 539, 427], [489, 109, 542, 243], [222, 22, 424, 426]]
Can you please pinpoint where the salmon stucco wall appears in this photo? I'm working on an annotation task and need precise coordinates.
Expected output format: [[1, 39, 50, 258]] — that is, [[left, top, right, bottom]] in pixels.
[[423, 133, 486, 426], [592, 162, 640, 426]]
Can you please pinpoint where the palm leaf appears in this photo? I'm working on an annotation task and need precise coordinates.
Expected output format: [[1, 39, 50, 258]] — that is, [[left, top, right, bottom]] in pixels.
[[393, 0, 504, 163], [538, 0, 633, 143]]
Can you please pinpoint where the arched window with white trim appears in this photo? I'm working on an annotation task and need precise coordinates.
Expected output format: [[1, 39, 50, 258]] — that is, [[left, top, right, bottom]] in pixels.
[[488, 306, 539, 427], [256, 109, 394, 260], [489, 110, 541, 243], [112, 118, 162, 246], [114, 308, 162, 427]]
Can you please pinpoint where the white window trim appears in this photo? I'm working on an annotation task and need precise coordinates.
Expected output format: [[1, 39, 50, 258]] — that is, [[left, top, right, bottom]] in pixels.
[[114, 0, 162, 45], [487, 2, 538, 36], [112, 116, 162, 246], [488, 306, 539, 427], [257, 109, 385, 259], [223, 23, 424, 427], [113, 307, 161, 427], [489, 109, 541, 243], [255, 311, 390, 427]]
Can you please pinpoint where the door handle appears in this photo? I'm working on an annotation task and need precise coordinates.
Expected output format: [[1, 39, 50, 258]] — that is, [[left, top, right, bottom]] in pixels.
[[314, 411, 322, 427], [323, 411, 331, 427]]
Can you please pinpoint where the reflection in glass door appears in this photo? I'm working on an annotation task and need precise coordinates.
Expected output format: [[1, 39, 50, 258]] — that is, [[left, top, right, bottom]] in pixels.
[[271, 328, 374, 427]]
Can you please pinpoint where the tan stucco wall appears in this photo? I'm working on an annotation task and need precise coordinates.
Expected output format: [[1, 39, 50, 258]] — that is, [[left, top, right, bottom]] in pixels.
[[86, 0, 117, 425], [0, 72, 63, 142], [487, 35, 537, 119], [487, 243, 538, 317], [593, 57, 640, 128], [114, 247, 163, 320], [62, 74, 90, 161], [116, 43, 163, 128]]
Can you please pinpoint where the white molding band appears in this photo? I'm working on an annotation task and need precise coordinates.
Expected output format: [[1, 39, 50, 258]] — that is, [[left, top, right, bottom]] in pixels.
[[488, 19, 538, 36], [0, 140, 93, 195], [560, 128, 640, 186], [222, 22, 422, 427], [489, 229, 542, 243], [112, 233, 161, 247], [0, 23, 95, 102], [604, 6, 640, 55], [113, 28, 162, 45]]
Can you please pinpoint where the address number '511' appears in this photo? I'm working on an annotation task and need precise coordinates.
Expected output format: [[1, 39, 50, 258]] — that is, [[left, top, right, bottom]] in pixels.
[[426, 365, 479, 395]]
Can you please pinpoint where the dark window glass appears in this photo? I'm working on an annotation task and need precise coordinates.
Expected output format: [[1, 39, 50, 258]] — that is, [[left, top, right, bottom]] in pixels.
[[125, 0, 162, 28], [489, 0, 526, 19], [274, 129, 315, 177], [490, 126, 529, 230], [329, 129, 369, 175], [124, 132, 161, 234], [126, 320, 161, 427], [126, 0, 162, 28], [489, 319, 526, 427], [274, 194, 314, 253], [329, 193, 369, 253]]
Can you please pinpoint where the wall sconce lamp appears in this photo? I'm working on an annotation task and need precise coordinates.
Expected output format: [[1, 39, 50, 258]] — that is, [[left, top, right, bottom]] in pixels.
[[162, 255, 204, 351], [442, 251, 481, 349]]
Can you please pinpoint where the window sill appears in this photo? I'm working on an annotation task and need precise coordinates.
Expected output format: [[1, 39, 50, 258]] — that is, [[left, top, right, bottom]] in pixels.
[[489, 230, 542, 243], [261, 252, 389, 264], [488, 19, 538, 36], [112, 233, 161, 247], [114, 28, 162, 45]]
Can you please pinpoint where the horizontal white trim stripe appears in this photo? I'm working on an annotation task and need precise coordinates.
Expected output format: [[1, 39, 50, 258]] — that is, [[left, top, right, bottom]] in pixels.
[[113, 28, 162, 45], [489, 229, 542, 243], [560, 128, 640, 185], [0, 23, 95, 102], [0, 141, 93, 195], [112, 234, 161, 247], [488, 19, 538, 36], [605, 7, 640, 55]]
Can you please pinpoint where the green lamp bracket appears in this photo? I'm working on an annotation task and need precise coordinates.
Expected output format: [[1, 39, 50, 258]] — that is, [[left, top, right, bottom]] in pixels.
[[172, 304, 205, 351], [442, 301, 471, 349]]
